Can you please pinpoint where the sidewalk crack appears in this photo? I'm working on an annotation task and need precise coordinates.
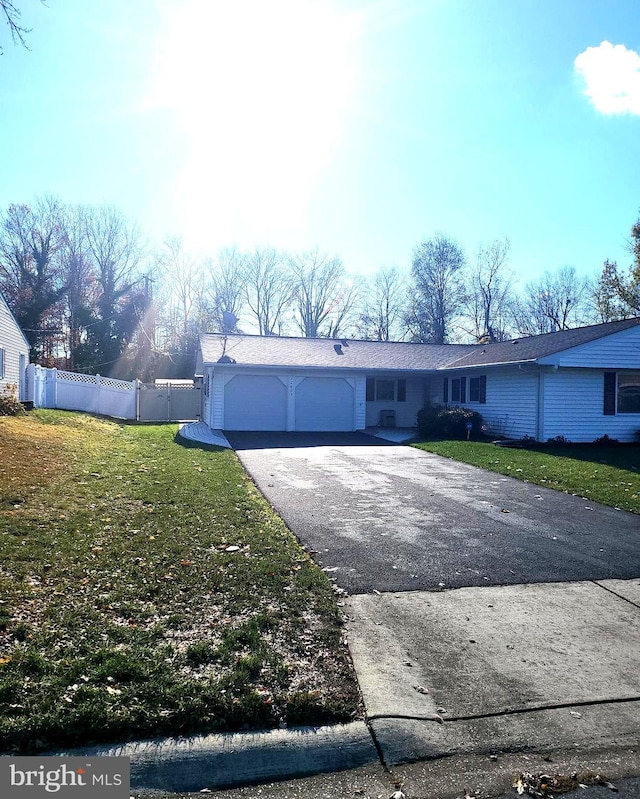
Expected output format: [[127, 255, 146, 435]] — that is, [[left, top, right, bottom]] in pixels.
[[592, 580, 640, 610], [365, 717, 392, 771], [367, 694, 640, 724]]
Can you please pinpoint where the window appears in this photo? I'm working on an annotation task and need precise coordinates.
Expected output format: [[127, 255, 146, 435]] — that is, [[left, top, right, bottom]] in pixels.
[[617, 372, 640, 414], [469, 375, 486, 404], [365, 378, 407, 402], [376, 379, 395, 401], [450, 377, 466, 403], [445, 374, 486, 404], [451, 378, 461, 402], [0, 348, 4, 379]]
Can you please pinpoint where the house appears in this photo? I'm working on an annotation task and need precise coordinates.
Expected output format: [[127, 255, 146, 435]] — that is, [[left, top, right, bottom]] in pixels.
[[196, 318, 640, 442], [0, 291, 29, 402]]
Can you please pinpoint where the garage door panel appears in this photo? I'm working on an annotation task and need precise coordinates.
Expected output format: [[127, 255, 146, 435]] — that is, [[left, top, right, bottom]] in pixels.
[[224, 375, 287, 430], [295, 377, 354, 431]]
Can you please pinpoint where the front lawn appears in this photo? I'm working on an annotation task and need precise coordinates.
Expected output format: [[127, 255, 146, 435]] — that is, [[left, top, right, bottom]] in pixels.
[[0, 411, 360, 753], [412, 440, 640, 514]]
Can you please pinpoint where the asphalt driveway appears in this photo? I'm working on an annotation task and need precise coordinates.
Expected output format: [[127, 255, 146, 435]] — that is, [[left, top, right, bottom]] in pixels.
[[227, 432, 640, 594]]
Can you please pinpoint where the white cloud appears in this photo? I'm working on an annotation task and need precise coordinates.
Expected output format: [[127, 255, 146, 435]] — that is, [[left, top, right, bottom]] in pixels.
[[574, 40, 640, 115]]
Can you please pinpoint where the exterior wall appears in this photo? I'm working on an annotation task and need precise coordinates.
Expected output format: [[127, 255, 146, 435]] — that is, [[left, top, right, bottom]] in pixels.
[[0, 296, 29, 398], [365, 375, 429, 427], [432, 368, 540, 440], [542, 368, 640, 442], [539, 324, 640, 368]]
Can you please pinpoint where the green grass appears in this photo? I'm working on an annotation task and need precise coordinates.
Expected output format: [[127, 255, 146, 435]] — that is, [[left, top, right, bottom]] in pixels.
[[412, 439, 640, 514], [0, 411, 360, 753]]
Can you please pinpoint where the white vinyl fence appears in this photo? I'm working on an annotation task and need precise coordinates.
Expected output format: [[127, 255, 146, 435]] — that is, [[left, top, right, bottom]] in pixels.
[[26, 365, 201, 422], [27, 365, 137, 419]]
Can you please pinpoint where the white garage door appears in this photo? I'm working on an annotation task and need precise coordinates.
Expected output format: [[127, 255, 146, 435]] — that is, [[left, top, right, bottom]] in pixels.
[[224, 375, 287, 430], [294, 377, 354, 431]]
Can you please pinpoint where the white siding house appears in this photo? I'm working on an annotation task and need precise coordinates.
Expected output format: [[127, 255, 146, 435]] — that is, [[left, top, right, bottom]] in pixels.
[[0, 292, 29, 401], [431, 367, 540, 440], [197, 320, 640, 442]]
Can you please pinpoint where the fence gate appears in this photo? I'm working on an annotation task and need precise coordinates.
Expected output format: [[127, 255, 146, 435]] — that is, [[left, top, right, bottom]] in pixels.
[[138, 382, 201, 422]]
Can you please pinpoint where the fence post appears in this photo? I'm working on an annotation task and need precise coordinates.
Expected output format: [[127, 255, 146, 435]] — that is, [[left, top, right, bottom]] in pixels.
[[136, 379, 141, 421], [25, 363, 35, 403]]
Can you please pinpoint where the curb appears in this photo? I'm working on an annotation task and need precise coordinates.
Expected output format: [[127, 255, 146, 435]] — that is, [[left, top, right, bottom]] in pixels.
[[53, 722, 379, 792]]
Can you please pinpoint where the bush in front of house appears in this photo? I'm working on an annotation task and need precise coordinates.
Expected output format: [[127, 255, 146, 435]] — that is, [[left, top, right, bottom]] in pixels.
[[417, 404, 484, 440], [0, 383, 24, 416], [546, 434, 571, 445], [593, 434, 620, 446]]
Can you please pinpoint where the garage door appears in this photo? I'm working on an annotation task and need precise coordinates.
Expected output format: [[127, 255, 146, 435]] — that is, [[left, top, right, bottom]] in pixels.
[[224, 375, 287, 430], [294, 377, 354, 431]]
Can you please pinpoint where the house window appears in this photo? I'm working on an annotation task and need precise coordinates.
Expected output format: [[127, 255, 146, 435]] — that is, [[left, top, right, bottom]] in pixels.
[[618, 372, 640, 414], [445, 375, 486, 404], [469, 375, 487, 404], [0, 348, 4, 379], [366, 377, 375, 402], [451, 378, 461, 402], [450, 377, 466, 403], [469, 378, 480, 402], [366, 378, 407, 402], [376, 379, 395, 401]]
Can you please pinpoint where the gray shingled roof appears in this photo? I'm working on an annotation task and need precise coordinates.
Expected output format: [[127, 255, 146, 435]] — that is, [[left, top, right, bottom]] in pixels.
[[199, 334, 474, 371], [199, 318, 640, 372], [445, 317, 640, 369]]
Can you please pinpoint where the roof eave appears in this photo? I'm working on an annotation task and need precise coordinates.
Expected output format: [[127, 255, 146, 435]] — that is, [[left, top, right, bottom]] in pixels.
[[438, 358, 539, 371]]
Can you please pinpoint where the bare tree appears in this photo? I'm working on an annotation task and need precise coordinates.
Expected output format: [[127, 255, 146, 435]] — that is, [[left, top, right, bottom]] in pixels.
[[157, 237, 202, 341], [325, 275, 363, 339], [464, 238, 513, 342], [81, 206, 146, 372], [202, 247, 246, 332], [0, 197, 67, 360], [244, 247, 295, 335], [358, 266, 406, 341], [1, 0, 32, 51], [512, 266, 592, 335], [406, 233, 466, 343], [59, 205, 96, 368], [290, 248, 350, 337]]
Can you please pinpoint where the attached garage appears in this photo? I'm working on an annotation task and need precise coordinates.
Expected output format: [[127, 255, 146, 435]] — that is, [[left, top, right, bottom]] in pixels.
[[294, 376, 354, 431], [223, 374, 287, 431]]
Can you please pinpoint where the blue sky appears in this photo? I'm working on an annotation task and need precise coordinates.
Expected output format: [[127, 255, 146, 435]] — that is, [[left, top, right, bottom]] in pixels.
[[1, 0, 639, 287]]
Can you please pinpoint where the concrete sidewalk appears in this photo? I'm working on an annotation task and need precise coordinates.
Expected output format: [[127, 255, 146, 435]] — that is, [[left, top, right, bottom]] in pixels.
[[346, 578, 640, 768]]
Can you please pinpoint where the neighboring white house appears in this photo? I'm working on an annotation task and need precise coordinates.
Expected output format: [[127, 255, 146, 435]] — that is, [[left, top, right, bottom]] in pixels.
[[0, 291, 29, 401], [196, 319, 640, 442]]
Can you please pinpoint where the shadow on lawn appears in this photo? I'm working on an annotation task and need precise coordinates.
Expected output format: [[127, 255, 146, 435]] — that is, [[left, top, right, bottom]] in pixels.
[[539, 444, 640, 474], [173, 431, 227, 453]]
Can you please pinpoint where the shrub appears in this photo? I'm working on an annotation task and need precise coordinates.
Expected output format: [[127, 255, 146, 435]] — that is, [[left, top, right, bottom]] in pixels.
[[593, 434, 620, 446], [0, 383, 24, 416], [519, 435, 538, 448], [417, 404, 483, 440], [546, 434, 570, 445]]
